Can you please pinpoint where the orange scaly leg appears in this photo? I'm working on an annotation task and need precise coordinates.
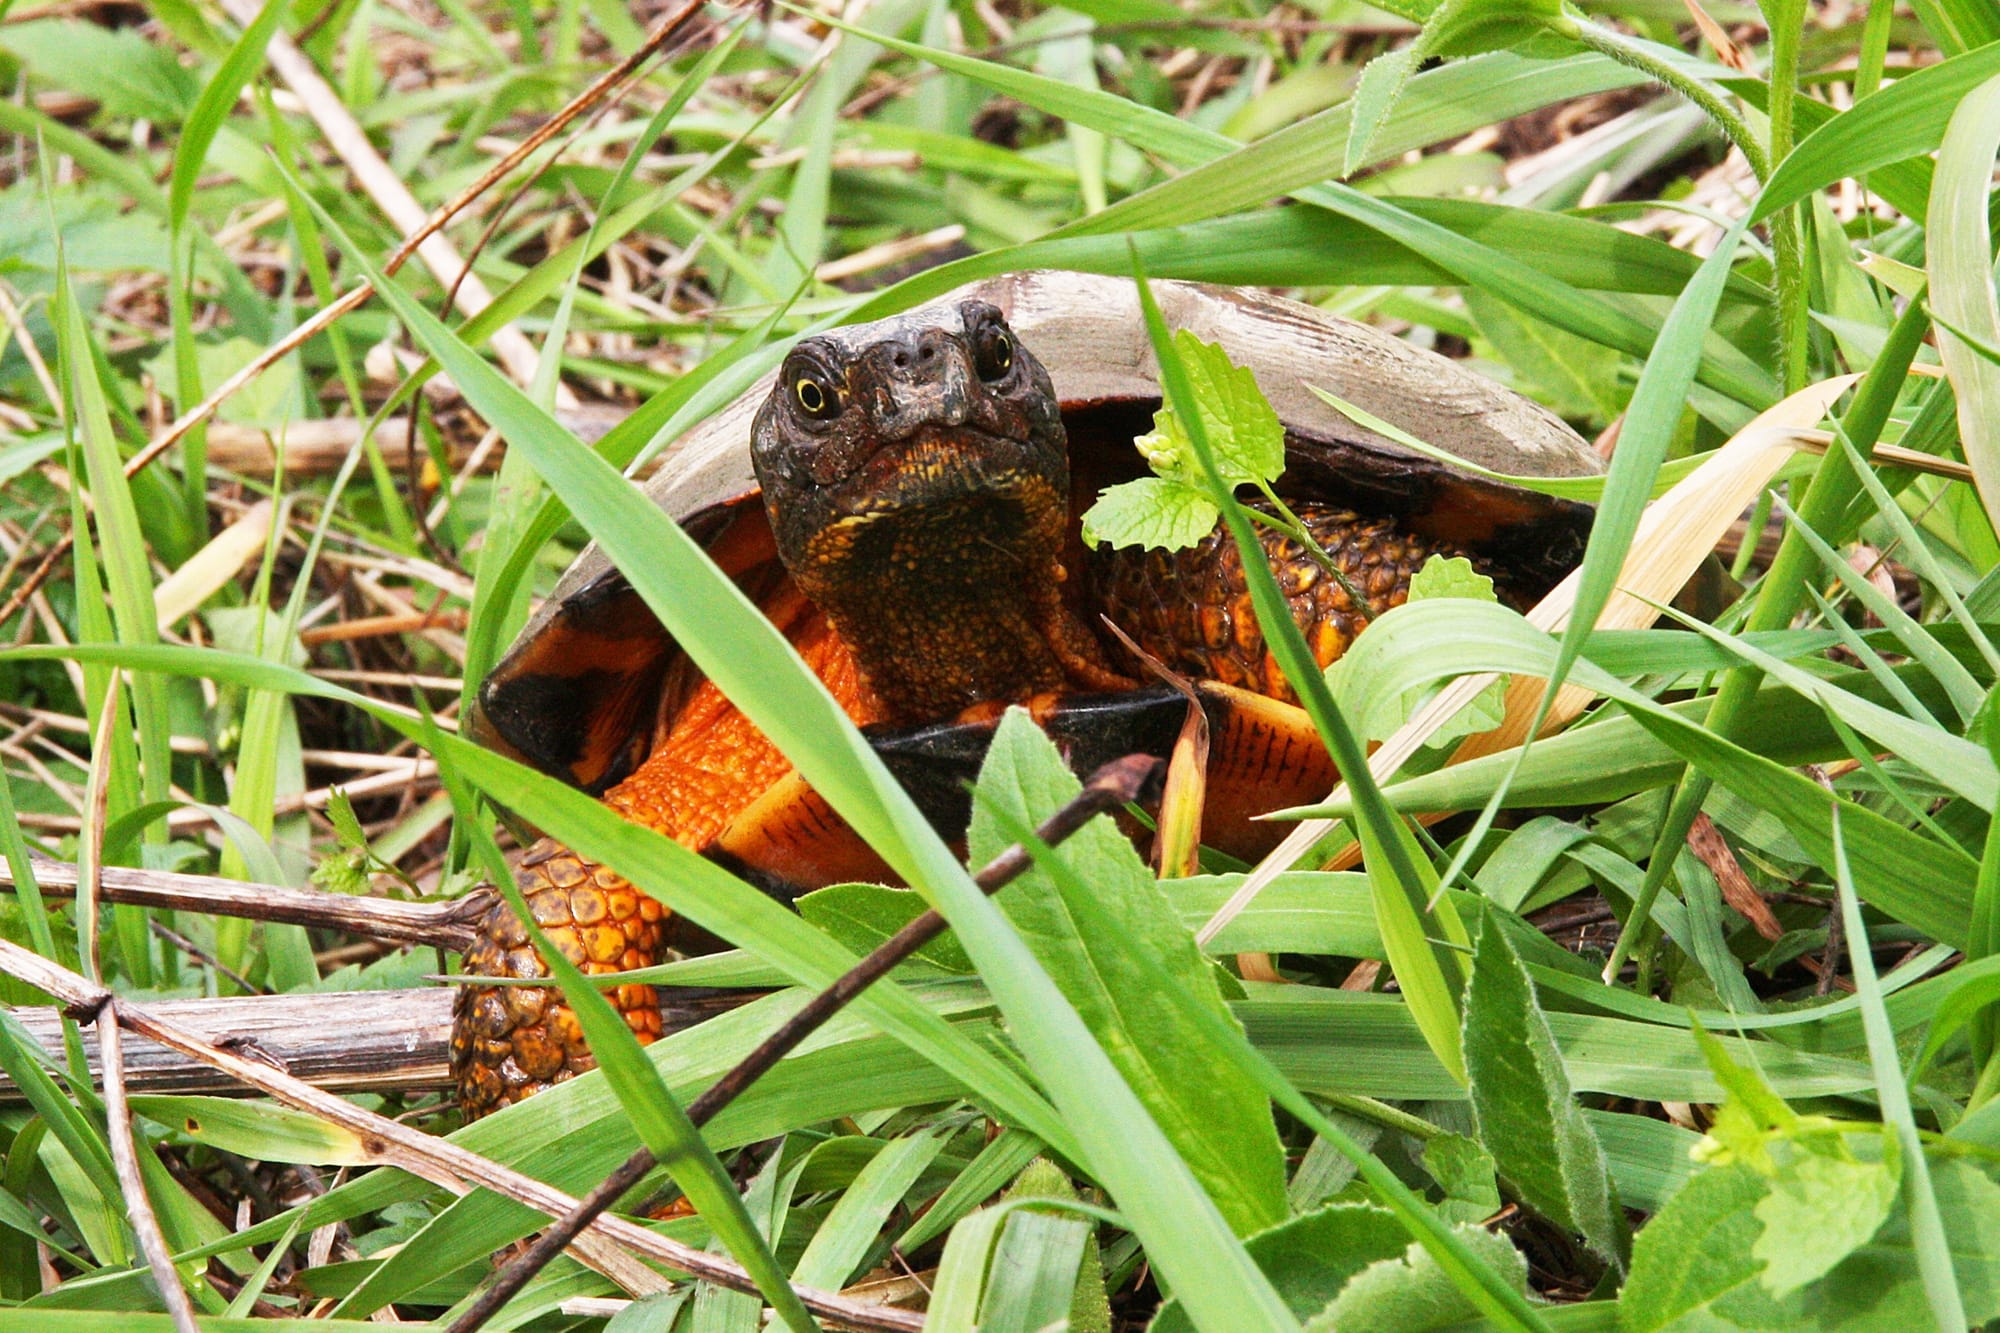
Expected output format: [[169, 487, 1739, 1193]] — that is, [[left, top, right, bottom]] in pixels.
[[450, 599, 879, 1119]]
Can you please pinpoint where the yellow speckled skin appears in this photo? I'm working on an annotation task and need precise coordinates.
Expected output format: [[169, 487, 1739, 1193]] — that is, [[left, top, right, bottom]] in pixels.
[[451, 848, 670, 1118], [1095, 503, 1458, 703]]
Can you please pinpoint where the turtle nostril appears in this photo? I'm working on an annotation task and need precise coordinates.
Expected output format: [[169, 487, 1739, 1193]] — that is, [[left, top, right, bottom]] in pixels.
[[919, 344, 935, 362], [892, 351, 909, 369]]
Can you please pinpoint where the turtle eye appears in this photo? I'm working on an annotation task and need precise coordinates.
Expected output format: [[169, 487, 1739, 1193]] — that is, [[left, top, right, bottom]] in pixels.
[[791, 369, 841, 420], [974, 328, 1014, 382]]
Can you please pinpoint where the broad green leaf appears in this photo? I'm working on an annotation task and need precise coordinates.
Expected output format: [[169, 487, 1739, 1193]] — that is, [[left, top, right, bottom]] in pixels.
[[0, 20, 199, 122], [1152, 1204, 1415, 1333], [1464, 914, 1628, 1269], [143, 337, 300, 427], [1078, 476, 1219, 552], [1623, 1159, 2000, 1332], [1618, 1164, 1765, 1333], [1421, 1135, 1502, 1227], [794, 884, 972, 972], [968, 711, 1289, 1236], [1143, 331, 1288, 488], [1751, 1147, 1899, 1298], [1305, 1225, 1530, 1332], [1418, 0, 1562, 57]]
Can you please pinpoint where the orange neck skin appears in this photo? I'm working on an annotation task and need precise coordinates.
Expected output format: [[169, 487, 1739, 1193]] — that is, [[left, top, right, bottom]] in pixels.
[[601, 589, 882, 849]]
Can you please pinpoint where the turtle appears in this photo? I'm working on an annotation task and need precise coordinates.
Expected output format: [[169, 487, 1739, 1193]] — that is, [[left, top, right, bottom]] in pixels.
[[449, 270, 1602, 1119]]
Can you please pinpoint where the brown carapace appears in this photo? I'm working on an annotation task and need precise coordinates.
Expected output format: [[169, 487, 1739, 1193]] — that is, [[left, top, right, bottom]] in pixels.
[[453, 277, 1596, 1119]]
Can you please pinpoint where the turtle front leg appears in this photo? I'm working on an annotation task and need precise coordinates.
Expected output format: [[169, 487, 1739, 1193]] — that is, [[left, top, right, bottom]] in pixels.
[[450, 842, 672, 1119]]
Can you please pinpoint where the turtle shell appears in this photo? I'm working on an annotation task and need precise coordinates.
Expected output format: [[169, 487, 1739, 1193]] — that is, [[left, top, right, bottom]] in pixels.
[[476, 270, 1600, 797]]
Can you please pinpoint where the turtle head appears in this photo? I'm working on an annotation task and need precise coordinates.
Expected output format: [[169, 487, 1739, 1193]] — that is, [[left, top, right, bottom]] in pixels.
[[748, 301, 1105, 719], [751, 300, 1066, 567]]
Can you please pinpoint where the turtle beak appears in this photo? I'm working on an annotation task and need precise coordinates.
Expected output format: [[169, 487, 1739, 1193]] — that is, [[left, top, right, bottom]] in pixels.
[[857, 329, 973, 441]]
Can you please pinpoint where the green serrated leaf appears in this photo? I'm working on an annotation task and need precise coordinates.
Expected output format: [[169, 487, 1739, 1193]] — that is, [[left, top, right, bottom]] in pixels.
[[1618, 1163, 1766, 1333], [1751, 1141, 1899, 1298], [1129, 331, 1287, 492], [324, 788, 366, 850], [1306, 1224, 1530, 1332], [1464, 913, 1628, 1269], [1345, 47, 1419, 177], [1078, 476, 1219, 551], [309, 848, 370, 897], [1407, 555, 1499, 605]]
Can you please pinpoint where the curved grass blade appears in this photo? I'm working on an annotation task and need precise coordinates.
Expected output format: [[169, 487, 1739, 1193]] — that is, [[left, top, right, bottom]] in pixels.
[[1754, 42, 2000, 224], [1829, 805, 1968, 1330], [1129, 258, 1470, 1085], [1927, 71, 2000, 533]]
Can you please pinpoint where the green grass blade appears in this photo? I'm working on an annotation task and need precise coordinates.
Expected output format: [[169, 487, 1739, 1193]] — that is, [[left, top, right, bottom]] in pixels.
[[1829, 805, 1969, 1330], [1128, 261, 1469, 1085], [1754, 42, 2000, 223], [169, 0, 283, 233], [1927, 71, 2000, 536]]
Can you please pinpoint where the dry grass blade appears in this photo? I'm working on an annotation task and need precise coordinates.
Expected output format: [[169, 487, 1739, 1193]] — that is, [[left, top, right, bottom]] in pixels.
[[1196, 375, 1861, 943], [94, 1017, 200, 1333], [151, 499, 276, 631]]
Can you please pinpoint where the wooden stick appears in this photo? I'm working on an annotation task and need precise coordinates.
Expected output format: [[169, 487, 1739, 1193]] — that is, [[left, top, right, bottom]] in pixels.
[[0, 988, 454, 1101], [96, 1016, 202, 1333], [1, 858, 484, 952]]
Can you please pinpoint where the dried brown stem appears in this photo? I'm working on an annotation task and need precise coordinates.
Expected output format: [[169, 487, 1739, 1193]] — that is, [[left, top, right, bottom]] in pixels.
[[1, 858, 486, 952], [94, 1016, 202, 1333]]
